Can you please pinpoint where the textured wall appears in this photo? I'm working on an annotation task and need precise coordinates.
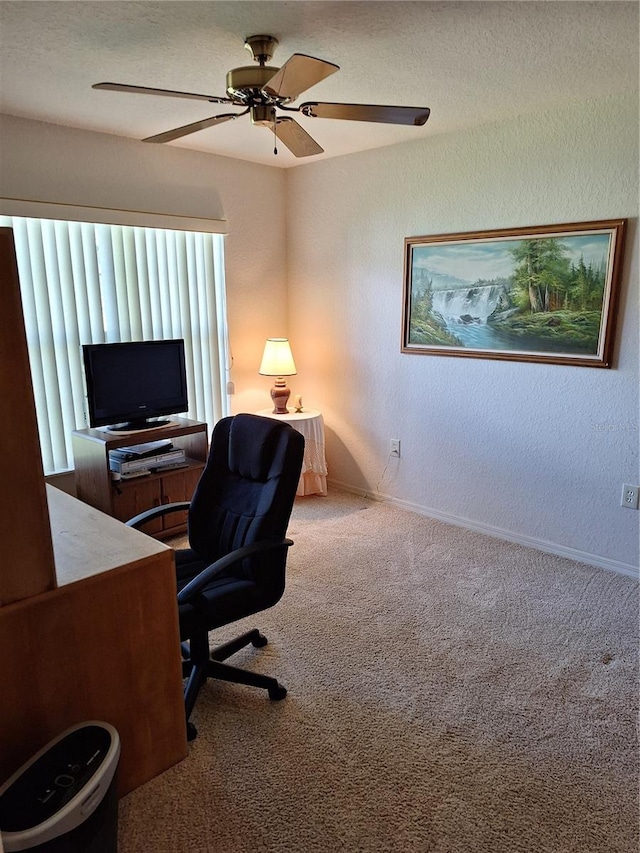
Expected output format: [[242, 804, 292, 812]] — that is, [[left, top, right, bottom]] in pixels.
[[0, 114, 287, 415], [286, 94, 639, 573]]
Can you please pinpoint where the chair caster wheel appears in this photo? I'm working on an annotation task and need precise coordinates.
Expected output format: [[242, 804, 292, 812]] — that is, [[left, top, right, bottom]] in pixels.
[[186, 721, 198, 741], [252, 632, 268, 648], [268, 684, 287, 701]]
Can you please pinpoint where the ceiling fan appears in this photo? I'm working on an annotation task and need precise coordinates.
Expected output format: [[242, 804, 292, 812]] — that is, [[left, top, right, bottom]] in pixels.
[[93, 35, 431, 158]]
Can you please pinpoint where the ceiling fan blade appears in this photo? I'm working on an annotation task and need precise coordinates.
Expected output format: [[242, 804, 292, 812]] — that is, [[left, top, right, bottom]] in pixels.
[[270, 117, 323, 157], [142, 110, 248, 144], [263, 54, 339, 100], [300, 102, 431, 126], [93, 82, 232, 104]]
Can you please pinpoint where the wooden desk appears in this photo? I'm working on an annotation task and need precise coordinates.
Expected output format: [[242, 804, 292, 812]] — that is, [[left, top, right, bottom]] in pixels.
[[0, 486, 188, 796]]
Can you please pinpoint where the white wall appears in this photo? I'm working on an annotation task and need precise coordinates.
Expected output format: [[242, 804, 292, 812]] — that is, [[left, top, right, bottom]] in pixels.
[[286, 94, 639, 574], [0, 114, 286, 415], [2, 101, 638, 575]]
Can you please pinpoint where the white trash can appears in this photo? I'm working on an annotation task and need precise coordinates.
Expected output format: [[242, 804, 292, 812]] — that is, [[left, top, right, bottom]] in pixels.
[[0, 722, 120, 853]]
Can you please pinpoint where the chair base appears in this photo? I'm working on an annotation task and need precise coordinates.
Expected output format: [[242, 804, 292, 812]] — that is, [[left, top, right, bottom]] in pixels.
[[183, 628, 287, 740]]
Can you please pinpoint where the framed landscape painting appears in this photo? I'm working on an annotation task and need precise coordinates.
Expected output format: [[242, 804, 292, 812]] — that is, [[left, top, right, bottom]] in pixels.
[[401, 219, 626, 367]]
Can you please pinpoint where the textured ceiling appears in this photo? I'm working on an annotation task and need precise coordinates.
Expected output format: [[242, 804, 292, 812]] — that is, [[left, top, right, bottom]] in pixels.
[[0, 1, 638, 168]]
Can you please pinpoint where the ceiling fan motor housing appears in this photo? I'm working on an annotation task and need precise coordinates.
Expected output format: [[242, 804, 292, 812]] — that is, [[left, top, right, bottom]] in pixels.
[[226, 66, 280, 102]]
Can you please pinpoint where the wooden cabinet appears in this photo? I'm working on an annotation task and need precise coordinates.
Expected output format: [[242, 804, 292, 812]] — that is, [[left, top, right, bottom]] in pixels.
[[72, 418, 208, 538], [111, 464, 204, 536]]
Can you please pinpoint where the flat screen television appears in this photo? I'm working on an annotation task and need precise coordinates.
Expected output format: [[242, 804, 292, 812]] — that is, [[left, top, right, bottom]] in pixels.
[[82, 339, 188, 431]]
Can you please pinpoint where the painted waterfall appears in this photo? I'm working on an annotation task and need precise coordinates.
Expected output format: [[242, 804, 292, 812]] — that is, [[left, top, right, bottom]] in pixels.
[[402, 221, 625, 366]]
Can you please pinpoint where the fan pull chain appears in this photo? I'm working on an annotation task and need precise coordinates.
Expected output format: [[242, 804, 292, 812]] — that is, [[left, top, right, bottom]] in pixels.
[[272, 109, 278, 156]]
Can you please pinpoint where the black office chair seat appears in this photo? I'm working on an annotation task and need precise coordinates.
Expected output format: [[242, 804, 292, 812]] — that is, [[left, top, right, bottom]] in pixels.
[[176, 555, 262, 636]]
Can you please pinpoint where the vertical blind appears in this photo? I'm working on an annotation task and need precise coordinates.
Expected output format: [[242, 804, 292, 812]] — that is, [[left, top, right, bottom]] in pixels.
[[1, 215, 230, 475]]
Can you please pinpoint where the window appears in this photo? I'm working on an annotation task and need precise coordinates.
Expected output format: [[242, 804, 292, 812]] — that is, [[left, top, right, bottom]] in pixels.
[[1, 214, 230, 475]]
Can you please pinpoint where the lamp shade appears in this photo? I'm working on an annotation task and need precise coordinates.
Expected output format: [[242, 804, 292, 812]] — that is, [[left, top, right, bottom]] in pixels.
[[259, 338, 297, 377]]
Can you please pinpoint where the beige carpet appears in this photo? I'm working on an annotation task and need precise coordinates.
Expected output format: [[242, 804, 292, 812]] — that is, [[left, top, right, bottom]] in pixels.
[[118, 490, 639, 853]]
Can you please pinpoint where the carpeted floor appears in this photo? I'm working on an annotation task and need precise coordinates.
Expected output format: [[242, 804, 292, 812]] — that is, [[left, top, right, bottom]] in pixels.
[[118, 489, 639, 852]]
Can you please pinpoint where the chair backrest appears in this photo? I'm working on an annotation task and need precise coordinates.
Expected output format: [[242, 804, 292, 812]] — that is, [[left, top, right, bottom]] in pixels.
[[187, 414, 304, 570]]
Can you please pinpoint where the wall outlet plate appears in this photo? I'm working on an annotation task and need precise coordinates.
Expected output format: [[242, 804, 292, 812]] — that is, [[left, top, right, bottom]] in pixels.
[[621, 484, 639, 509], [390, 438, 401, 458]]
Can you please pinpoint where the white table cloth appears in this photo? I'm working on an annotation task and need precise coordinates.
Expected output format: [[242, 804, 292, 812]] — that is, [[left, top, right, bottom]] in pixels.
[[255, 408, 328, 496]]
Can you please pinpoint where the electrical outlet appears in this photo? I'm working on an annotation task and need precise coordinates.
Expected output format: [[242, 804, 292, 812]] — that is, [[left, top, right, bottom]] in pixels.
[[621, 484, 639, 509], [390, 438, 401, 458]]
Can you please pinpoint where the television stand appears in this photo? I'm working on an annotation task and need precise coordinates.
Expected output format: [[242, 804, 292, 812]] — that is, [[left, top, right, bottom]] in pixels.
[[72, 417, 208, 539]]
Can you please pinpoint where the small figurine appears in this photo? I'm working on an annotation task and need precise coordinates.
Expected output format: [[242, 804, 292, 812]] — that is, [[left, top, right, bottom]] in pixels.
[[294, 394, 303, 413]]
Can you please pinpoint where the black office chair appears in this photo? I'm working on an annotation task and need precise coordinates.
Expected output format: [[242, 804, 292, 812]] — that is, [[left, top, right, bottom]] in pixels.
[[127, 413, 304, 739]]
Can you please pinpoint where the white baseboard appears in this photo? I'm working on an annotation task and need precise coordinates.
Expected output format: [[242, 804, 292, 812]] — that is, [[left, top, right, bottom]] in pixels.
[[327, 478, 639, 580]]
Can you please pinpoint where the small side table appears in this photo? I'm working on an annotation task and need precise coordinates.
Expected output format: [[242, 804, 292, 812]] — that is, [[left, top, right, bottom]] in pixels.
[[255, 408, 328, 496]]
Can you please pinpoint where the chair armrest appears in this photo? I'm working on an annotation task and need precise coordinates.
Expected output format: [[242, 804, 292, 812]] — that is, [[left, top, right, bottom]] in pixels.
[[177, 538, 293, 606], [125, 501, 192, 529]]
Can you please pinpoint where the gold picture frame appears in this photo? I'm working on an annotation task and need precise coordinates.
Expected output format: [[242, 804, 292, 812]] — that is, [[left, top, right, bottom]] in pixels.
[[402, 219, 627, 367]]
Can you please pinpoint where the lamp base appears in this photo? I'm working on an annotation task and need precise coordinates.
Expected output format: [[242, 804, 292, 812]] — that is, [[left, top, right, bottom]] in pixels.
[[270, 380, 290, 414]]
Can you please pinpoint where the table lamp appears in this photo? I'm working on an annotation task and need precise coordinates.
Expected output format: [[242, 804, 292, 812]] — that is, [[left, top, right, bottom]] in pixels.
[[259, 338, 297, 414]]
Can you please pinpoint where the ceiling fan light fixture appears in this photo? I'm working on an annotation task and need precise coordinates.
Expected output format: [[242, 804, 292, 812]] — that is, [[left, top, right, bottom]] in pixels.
[[251, 105, 276, 127]]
